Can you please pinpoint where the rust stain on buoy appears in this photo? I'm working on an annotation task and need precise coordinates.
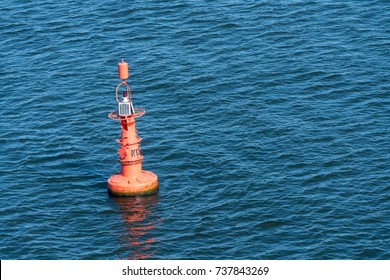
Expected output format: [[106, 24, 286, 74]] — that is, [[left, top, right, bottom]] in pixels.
[[107, 59, 158, 196]]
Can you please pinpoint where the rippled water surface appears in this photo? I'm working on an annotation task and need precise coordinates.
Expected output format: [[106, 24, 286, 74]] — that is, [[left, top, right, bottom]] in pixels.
[[1, 0, 389, 259]]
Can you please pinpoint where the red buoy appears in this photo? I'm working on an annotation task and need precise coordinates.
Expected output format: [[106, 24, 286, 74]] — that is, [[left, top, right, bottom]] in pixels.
[[108, 59, 158, 196]]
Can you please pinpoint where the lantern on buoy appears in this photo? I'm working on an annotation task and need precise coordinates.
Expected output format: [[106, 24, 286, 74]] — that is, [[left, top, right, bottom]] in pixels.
[[107, 59, 158, 196]]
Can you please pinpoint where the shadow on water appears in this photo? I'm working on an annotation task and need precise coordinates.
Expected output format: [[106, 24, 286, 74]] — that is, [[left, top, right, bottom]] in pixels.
[[109, 193, 160, 260]]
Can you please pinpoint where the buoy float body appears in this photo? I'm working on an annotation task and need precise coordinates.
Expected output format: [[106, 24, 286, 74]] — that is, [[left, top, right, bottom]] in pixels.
[[107, 59, 158, 196]]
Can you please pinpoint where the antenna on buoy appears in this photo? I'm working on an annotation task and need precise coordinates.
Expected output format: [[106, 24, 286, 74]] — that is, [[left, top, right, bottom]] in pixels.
[[107, 59, 158, 196]]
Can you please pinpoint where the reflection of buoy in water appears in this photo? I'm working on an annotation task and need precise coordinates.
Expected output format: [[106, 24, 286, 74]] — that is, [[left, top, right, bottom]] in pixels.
[[112, 195, 159, 259], [107, 59, 158, 196]]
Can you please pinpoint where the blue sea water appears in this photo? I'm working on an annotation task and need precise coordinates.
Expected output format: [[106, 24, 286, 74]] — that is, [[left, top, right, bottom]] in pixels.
[[0, 0, 389, 259]]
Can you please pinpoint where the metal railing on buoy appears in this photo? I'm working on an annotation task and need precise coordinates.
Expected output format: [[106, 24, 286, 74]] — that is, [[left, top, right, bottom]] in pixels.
[[107, 59, 158, 196]]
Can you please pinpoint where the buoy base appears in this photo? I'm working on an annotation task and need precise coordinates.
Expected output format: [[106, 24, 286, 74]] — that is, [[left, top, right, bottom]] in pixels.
[[107, 171, 158, 196]]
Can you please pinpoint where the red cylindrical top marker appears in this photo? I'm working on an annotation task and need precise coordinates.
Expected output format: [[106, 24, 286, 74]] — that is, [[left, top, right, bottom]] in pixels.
[[118, 59, 129, 80]]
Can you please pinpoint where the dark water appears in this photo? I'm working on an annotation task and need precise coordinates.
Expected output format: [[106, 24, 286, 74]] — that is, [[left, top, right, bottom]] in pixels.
[[1, 0, 389, 259]]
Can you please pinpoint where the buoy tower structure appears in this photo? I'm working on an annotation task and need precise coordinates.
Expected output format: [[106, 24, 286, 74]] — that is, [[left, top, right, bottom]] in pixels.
[[107, 59, 158, 196]]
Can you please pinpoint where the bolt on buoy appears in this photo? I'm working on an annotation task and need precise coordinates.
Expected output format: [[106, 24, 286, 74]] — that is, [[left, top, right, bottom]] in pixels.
[[107, 59, 158, 196]]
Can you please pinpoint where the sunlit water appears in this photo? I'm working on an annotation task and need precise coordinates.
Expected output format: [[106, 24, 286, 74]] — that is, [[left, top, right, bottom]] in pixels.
[[0, 0, 389, 259]]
